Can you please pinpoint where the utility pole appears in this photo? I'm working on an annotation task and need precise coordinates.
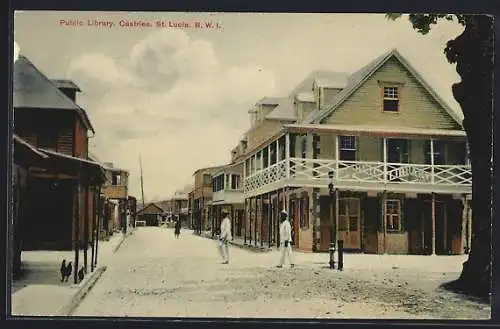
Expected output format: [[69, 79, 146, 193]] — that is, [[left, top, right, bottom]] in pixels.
[[139, 154, 145, 209]]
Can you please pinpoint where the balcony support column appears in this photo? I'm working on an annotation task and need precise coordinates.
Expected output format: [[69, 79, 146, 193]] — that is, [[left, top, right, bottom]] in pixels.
[[430, 139, 435, 184], [431, 192, 436, 255], [267, 144, 271, 167], [254, 197, 258, 247], [244, 198, 247, 245], [285, 133, 291, 179], [335, 135, 339, 179], [276, 138, 280, 162], [268, 192, 272, 248], [383, 138, 387, 183]]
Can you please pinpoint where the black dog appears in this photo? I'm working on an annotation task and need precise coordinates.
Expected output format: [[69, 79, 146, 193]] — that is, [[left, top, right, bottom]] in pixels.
[[63, 261, 72, 282], [77, 266, 85, 283]]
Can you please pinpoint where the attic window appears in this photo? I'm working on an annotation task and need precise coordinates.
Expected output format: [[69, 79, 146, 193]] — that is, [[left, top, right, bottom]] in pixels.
[[383, 86, 399, 112], [112, 172, 121, 185]]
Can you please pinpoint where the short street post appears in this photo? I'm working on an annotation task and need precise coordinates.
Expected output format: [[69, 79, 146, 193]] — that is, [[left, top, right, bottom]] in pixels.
[[328, 171, 336, 269]]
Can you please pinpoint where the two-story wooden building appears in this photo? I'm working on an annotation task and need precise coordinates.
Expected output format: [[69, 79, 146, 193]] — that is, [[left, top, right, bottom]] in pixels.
[[13, 55, 106, 254], [189, 165, 225, 234], [100, 162, 130, 233], [241, 49, 472, 255], [210, 162, 245, 239]]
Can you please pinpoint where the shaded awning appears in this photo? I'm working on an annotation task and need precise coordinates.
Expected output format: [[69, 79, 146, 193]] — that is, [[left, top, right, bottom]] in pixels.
[[13, 134, 49, 167], [30, 149, 106, 186]]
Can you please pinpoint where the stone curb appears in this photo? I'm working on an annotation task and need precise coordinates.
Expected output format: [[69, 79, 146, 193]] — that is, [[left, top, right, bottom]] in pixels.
[[58, 265, 107, 316]]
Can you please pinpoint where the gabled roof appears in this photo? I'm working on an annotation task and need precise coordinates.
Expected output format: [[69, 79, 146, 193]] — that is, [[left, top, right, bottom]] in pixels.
[[14, 55, 95, 133], [52, 79, 82, 91], [313, 72, 349, 89], [137, 202, 164, 215], [192, 165, 226, 176], [255, 96, 281, 106], [265, 71, 347, 121], [305, 48, 463, 127]]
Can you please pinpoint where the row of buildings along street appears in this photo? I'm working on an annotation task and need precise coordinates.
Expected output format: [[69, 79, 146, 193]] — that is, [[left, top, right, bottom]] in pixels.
[[177, 48, 473, 256], [12, 54, 137, 286]]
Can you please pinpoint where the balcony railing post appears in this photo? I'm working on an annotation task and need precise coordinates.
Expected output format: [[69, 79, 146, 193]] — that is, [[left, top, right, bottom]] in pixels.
[[430, 138, 435, 184], [383, 137, 388, 183], [285, 133, 290, 179], [335, 135, 339, 179]]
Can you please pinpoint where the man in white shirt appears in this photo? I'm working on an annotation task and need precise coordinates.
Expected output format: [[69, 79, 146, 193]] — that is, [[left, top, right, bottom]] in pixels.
[[277, 209, 295, 268], [219, 210, 232, 264]]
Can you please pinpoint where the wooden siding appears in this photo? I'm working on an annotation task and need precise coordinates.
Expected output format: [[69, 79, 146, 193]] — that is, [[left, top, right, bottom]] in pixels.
[[14, 108, 75, 156], [317, 133, 466, 164], [323, 57, 462, 130], [74, 117, 88, 158], [247, 120, 283, 150]]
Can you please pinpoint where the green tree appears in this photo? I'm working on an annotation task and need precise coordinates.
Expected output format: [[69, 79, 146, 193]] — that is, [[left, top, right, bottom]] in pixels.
[[386, 14, 493, 299]]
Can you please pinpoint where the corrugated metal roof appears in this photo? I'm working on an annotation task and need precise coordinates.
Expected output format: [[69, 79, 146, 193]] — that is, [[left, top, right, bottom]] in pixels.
[[266, 71, 347, 121], [13, 134, 49, 158], [14, 55, 95, 133], [52, 79, 82, 92], [295, 92, 315, 103], [305, 49, 463, 127]]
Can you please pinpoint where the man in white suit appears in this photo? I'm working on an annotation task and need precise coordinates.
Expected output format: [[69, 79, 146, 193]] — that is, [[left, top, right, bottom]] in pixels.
[[218, 210, 232, 264], [277, 209, 295, 268]]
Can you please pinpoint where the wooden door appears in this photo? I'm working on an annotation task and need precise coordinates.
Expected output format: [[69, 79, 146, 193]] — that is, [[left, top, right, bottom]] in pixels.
[[338, 197, 361, 249]]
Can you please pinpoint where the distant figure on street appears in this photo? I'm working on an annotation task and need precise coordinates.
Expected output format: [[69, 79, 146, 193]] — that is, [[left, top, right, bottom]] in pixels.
[[174, 218, 181, 238], [218, 210, 232, 264], [60, 259, 67, 282], [78, 266, 85, 283], [277, 210, 295, 268]]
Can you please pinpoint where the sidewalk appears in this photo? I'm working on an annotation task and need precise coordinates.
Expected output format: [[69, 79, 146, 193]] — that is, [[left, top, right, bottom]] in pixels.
[[11, 230, 132, 316]]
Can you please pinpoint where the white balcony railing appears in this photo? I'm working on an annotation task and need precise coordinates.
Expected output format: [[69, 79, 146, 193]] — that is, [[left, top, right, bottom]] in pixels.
[[244, 157, 472, 193]]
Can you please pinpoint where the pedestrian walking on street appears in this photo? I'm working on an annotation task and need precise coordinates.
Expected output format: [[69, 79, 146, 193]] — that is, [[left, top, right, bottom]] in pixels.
[[277, 209, 295, 268], [174, 218, 181, 238], [218, 210, 232, 264]]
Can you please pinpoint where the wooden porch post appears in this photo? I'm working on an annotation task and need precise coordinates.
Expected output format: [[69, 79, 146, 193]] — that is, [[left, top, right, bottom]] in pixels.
[[443, 199, 448, 253], [83, 186, 89, 272], [466, 196, 472, 253], [334, 188, 339, 251], [335, 135, 339, 179], [268, 144, 271, 167], [431, 192, 436, 255], [260, 195, 264, 247], [254, 197, 258, 247], [244, 198, 247, 245], [268, 192, 272, 248], [74, 181, 81, 284], [285, 133, 290, 179], [230, 204, 234, 241], [90, 187, 96, 272], [276, 189, 280, 246], [381, 191, 387, 254], [95, 193, 102, 267], [248, 197, 252, 244], [276, 138, 280, 163]]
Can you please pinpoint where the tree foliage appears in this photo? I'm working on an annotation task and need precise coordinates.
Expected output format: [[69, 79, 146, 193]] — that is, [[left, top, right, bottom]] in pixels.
[[386, 14, 493, 300]]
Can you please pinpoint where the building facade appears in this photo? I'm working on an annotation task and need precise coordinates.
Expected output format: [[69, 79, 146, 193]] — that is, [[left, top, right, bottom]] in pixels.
[[239, 49, 472, 255]]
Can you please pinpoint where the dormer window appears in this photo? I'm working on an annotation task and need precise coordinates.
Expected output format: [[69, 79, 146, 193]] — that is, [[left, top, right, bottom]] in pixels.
[[112, 172, 121, 185], [383, 86, 399, 112]]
